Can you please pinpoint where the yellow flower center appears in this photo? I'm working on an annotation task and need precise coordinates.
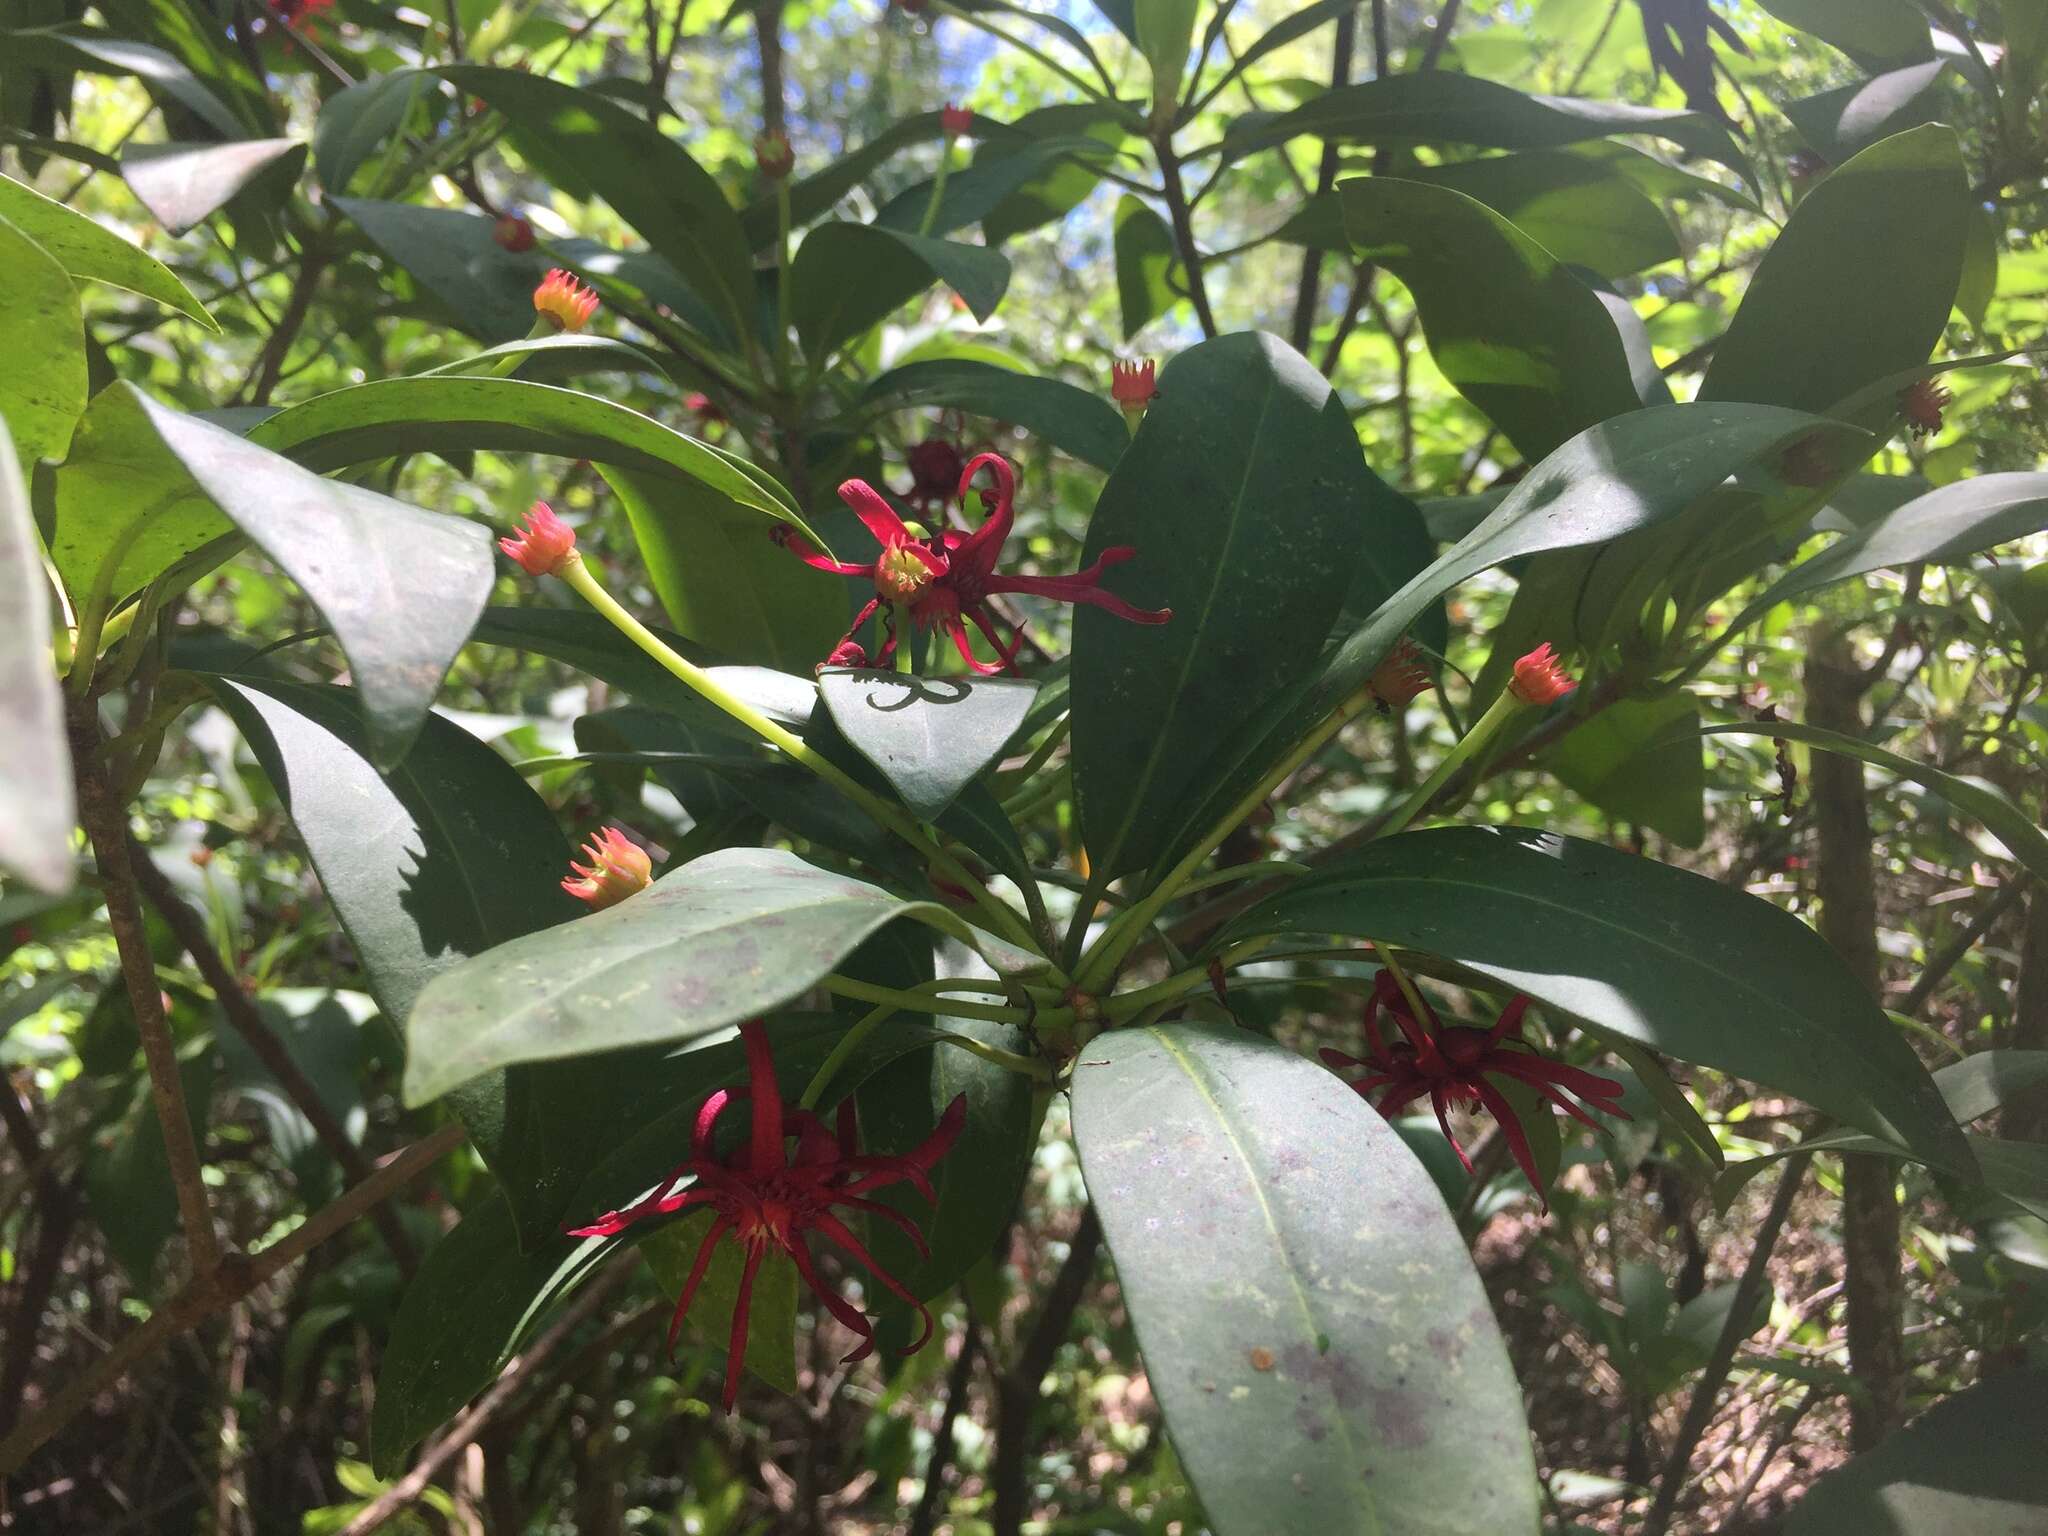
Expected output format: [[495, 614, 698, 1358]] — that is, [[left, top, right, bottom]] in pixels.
[[876, 545, 933, 603]]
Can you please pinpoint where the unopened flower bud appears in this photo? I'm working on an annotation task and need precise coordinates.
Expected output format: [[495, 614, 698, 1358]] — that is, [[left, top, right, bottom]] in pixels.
[[562, 826, 653, 909], [1508, 643, 1574, 707], [493, 213, 536, 252], [499, 501, 578, 577], [754, 129, 794, 181], [1899, 379, 1952, 439], [941, 103, 973, 140], [533, 268, 599, 332]]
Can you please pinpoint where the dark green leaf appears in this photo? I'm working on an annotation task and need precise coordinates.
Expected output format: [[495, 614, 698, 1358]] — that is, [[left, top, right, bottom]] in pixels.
[[599, 465, 848, 671], [1547, 693, 1705, 846], [85, 1043, 215, 1281], [1223, 73, 1754, 189], [62, 388, 494, 763], [1694, 722, 2048, 885], [878, 134, 1115, 241], [0, 422, 73, 894], [818, 669, 1037, 821], [0, 211, 86, 466], [333, 197, 548, 343], [1113, 193, 1178, 339], [121, 138, 304, 234], [4, 29, 245, 138], [1935, 1051, 2048, 1128], [860, 359, 1128, 471], [218, 988, 373, 1187], [314, 72, 428, 193], [402, 847, 1039, 1106], [1699, 126, 1969, 414], [1411, 151, 1680, 278], [1070, 332, 1374, 882], [0, 170, 213, 325], [1783, 1370, 2048, 1534], [738, 111, 947, 249], [1134, 0, 1200, 103], [415, 335, 671, 382], [1072, 1023, 1540, 1535], [1339, 177, 1643, 459], [979, 105, 1129, 246], [1222, 826, 1970, 1170], [440, 65, 753, 343], [1150, 404, 1871, 875], [1783, 60, 1949, 165], [791, 224, 1010, 361]]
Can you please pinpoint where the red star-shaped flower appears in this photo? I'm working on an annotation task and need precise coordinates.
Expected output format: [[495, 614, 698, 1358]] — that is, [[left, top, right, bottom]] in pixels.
[[568, 1021, 965, 1410], [1321, 971, 1627, 1203], [776, 451, 1170, 674], [533, 269, 599, 333], [1900, 379, 1952, 439], [499, 501, 577, 577], [1508, 643, 1574, 706]]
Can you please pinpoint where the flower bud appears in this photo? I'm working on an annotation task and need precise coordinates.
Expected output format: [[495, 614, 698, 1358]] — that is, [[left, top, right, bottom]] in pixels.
[[1508, 643, 1574, 707], [1368, 636, 1431, 711], [562, 826, 653, 909], [493, 212, 536, 252], [533, 268, 599, 332], [1899, 379, 1951, 439], [754, 129, 795, 181], [941, 103, 973, 140], [1111, 358, 1158, 419], [499, 501, 578, 577]]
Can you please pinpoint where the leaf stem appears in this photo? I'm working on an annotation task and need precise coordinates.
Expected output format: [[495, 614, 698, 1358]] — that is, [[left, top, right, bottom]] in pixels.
[[917, 141, 952, 238], [1073, 686, 1372, 992], [775, 178, 794, 386], [559, 555, 1036, 950], [818, 974, 1046, 1024], [1373, 684, 1528, 841]]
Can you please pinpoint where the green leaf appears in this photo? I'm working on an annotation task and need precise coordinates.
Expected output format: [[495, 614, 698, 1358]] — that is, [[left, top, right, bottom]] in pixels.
[[1338, 177, 1643, 459], [979, 104, 1129, 246], [1783, 1370, 2048, 1534], [218, 989, 373, 1187], [200, 675, 642, 1245], [878, 133, 1115, 240], [402, 847, 1039, 1107], [818, 669, 1037, 821], [1934, 1051, 2048, 1128], [371, 1194, 611, 1474], [1223, 72, 1754, 189], [599, 465, 847, 671], [1729, 472, 2048, 633], [1223, 827, 1970, 1170], [0, 423, 73, 894], [0, 212, 86, 466], [860, 359, 1128, 472], [313, 73, 428, 193], [3, 29, 246, 138], [855, 1021, 1037, 1303], [121, 138, 305, 234], [333, 197, 548, 343], [791, 224, 1011, 362], [440, 66, 754, 343], [1134, 0, 1201, 106], [1546, 693, 1705, 846], [0, 170, 214, 326], [1699, 126, 1969, 414], [247, 375, 811, 537], [1070, 333, 1376, 882], [738, 110, 949, 249], [641, 1209, 800, 1392], [1407, 150, 1680, 278], [1072, 1023, 1540, 1535], [1694, 722, 2048, 885], [1783, 60, 1949, 166], [1113, 193, 1178, 339], [1151, 404, 1867, 877], [1752, 0, 1933, 72], [59, 387, 493, 763], [414, 335, 672, 383]]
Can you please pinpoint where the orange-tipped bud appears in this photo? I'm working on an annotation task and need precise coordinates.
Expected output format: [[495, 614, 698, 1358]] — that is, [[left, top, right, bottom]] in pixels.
[[1369, 636, 1431, 709], [493, 213, 536, 252], [562, 826, 653, 909], [533, 268, 599, 332], [1111, 358, 1158, 416], [1508, 643, 1575, 707], [941, 103, 973, 139], [499, 501, 577, 577], [754, 129, 794, 181]]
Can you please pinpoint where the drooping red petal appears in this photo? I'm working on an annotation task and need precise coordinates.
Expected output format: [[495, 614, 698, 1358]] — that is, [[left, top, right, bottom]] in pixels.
[[667, 1212, 734, 1358], [985, 549, 1170, 624], [947, 452, 1017, 585], [834, 1194, 935, 1261], [1320, 1046, 1368, 1073], [942, 613, 1007, 675], [838, 476, 919, 552], [787, 1236, 881, 1362], [1472, 1076, 1547, 1207], [1485, 994, 1530, 1048], [1430, 1086, 1472, 1172], [721, 1241, 766, 1412], [740, 1021, 785, 1173], [694, 1088, 737, 1162], [810, 1210, 932, 1347]]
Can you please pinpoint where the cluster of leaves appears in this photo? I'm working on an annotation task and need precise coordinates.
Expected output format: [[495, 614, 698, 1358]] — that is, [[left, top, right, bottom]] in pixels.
[[4, 0, 2048, 1532]]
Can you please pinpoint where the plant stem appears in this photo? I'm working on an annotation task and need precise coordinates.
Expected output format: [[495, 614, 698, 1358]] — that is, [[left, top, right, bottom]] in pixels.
[[1074, 687, 1371, 992], [0, 1123, 463, 1477], [68, 700, 221, 1278], [559, 556, 1035, 949], [917, 142, 953, 237], [1641, 1150, 1810, 1536], [775, 178, 794, 386], [1374, 684, 1526, 840], [1156, 131, 1219, 338], [817, 975, 1036, 1025]]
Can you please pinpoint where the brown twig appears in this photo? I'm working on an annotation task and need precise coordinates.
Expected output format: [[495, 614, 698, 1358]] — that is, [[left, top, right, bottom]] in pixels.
[[0, 1123, 464, 1477], [1156, 138, 1218, 338], [127, 837, 420, 1275], [337, 1253, 637, 1536], [1897, 878, 2031, 1019], [907, 1310, 980, 1536], [1287, 5, 1357, 353], [993, 1208, 1102, 1536], [68, 698, 222, 1279], [1417, 0, 1462, 71], [245, 244, 331, 408], [1642, 1150, 1811, 1536], [0, 1086, 80, 1444]]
